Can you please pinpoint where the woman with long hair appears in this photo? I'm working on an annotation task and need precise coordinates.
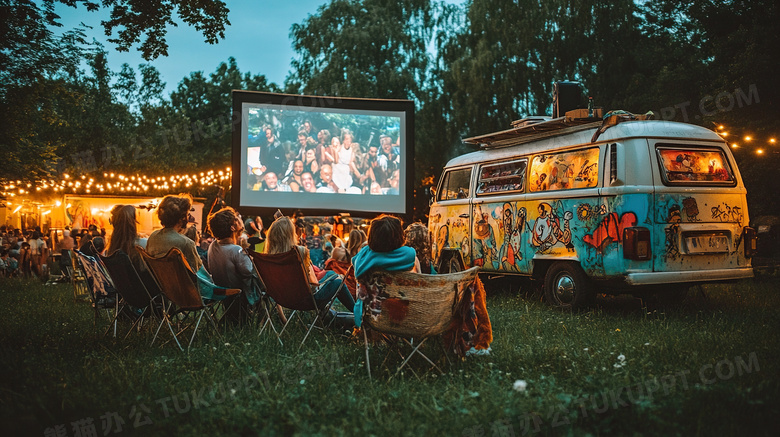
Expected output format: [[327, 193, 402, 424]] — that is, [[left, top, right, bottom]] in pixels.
[[404, 222, 436, 274], [346, 228, 367, 260], [107, 205, 156, 293], [265, 216, 354, 312]]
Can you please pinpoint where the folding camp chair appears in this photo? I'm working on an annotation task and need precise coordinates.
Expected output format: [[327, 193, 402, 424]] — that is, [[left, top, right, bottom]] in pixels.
[[73, 250, 119, 337], [99, 250, 162, 339], [248, 248, 345, 351], [69, 250, 90, 301], [357, 267, 480, 379], [137, 246, 241, 352]]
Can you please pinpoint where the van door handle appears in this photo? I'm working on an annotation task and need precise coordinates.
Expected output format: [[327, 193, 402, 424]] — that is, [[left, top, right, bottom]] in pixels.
[[459, 214, 469, 218]]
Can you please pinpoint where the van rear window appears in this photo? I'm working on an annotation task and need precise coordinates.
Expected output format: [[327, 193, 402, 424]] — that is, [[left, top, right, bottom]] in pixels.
[[476, 159, 527, 195], [656, 146, 735, 185], [529, 147, 599, 192], [438, 167, 472, 201]]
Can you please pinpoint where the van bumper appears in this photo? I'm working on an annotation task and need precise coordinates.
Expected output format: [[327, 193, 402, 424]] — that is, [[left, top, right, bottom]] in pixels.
[[625, 268, 754, 285]]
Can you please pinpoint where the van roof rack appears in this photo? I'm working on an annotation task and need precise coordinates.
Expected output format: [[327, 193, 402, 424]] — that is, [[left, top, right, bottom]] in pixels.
[[464, 117, 602, 149]]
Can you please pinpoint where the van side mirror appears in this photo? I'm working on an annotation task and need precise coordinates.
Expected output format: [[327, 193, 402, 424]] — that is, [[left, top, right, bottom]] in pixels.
[[427, 187, 437, 206]]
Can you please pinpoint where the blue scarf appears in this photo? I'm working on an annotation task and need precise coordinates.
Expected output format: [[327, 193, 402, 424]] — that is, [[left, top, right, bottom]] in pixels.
[[353, 246, 416, 278]]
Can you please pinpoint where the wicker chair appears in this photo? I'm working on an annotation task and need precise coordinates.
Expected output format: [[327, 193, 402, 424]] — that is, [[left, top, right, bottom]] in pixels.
[[357, 266, 480, 378]]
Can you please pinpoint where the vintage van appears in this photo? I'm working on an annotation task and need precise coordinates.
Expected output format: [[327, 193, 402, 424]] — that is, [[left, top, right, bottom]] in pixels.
[[429, 115, 757, 308]]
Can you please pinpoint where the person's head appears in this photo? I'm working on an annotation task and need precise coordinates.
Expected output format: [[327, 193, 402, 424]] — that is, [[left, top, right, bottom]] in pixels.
[[208, 207, 243, 240], [301, 172, 316, 192], [342, 131, 353, 146], [264, 172, 278, 190], [380, 135, 392, 153], [108, 205, 139, 255], [32, 230, 40, 240], [318, 129, 331, 145], [157, 194, 193, 229], [91, 236, 106, 254], [368, 145, 379, 160], [265, 126, 275, 142], [331, 245, 347, 262], [297, 130, 309, 147], [293, 160, 304, 175], [184, 226, 199, 243], [305, 147, 316, 163], [404, 222, 431, 263], [319, 165, 333, 183], [303, 120, 312, 134], [346, 229, 367, 257], [389, 169, 400, 188], [370, 182, 382, 195], [367, 215, 403, 253], [331, 137, 341, 148], [265, 217, 296, 254]]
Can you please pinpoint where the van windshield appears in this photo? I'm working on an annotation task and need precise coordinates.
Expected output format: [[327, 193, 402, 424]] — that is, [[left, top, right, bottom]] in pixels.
[[656, 146, 735, 185], [438, 168, 472, 201]]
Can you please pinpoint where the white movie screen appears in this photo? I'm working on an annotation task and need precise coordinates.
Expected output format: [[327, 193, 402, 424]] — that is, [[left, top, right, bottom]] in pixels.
[[233, 93, 412, 216]]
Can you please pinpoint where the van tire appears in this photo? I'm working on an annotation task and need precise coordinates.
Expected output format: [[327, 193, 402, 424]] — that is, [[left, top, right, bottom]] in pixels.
[[544, 262, 593, 310]]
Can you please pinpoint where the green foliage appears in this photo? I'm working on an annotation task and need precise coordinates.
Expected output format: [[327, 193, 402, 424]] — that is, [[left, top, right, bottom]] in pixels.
[[0, 278, 778, 435]]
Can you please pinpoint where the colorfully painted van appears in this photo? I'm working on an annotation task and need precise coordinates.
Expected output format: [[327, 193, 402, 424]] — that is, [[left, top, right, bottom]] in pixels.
[[429, 116, 757, 308]]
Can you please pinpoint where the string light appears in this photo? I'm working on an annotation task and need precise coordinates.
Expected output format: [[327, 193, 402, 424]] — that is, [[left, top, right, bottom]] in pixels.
[[714, 124, 777, 154], [1, 167, 232, 198]]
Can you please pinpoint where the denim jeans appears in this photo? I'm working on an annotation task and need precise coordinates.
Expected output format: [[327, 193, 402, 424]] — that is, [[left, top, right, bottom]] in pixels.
[[313, 270, 354, 312]]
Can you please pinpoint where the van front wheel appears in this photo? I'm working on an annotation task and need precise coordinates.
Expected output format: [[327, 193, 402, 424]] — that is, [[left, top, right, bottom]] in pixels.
[[544, 262, 593, 309]]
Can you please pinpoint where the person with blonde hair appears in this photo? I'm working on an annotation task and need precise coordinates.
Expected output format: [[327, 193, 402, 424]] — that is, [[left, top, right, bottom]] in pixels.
[[346, 228, 367, 260], [265, 216, 354, 311]]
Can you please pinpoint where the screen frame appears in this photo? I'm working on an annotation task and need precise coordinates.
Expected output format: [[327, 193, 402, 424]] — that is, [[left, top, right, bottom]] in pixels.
[[231, 90, 415, 221]]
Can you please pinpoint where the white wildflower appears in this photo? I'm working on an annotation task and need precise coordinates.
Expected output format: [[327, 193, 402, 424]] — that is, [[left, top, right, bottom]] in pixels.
[[513, 380, 528, 392]]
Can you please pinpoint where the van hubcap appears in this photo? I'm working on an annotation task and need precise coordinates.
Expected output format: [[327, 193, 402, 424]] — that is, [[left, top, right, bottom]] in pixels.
[[554, 274, 575, 304]]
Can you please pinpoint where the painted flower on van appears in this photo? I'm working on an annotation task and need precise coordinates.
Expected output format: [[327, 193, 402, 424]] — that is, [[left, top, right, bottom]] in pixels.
[[531, 202, 573, 253]]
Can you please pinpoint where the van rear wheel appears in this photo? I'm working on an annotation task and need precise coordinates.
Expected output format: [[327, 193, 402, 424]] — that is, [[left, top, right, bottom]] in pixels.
[[544, 262, 593, 309]]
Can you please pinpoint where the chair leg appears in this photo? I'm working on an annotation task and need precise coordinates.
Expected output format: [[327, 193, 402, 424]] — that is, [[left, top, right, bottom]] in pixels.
[[297, 312, 321, 352], [187, 310, 206, 351], [393, 338, 443, 379], [363, 328, 372, 380]]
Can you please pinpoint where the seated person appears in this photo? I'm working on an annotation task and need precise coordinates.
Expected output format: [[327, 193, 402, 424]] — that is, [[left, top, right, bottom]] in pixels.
[[265, 216, 354, 312], [145, 194, 202, 272], [106, 204, 156, 295], [404, 222, 436, 274], [0, 248, 18, 277], [324, 246, 357, 298], [353, 215, 420, 278], [207, 207, 261, 312]]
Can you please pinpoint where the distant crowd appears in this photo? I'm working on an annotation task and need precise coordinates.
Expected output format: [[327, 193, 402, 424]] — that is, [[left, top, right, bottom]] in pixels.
[[247, 120, 401, 195]]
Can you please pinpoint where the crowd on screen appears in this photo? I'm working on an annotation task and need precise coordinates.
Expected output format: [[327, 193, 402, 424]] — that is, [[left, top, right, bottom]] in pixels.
[[247, 120, 401, 195]]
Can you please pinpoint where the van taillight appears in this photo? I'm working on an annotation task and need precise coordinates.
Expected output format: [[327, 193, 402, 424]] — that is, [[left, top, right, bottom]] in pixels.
[[743, 227, 757, 258], [623, 227, 651, 260]]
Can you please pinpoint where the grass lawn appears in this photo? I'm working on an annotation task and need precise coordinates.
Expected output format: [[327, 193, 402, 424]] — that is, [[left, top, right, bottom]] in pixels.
[[1, 275, 779, 436]]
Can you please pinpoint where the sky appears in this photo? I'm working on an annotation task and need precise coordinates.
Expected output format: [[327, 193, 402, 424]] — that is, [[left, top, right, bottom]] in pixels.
[[52, 1, 337, 95]]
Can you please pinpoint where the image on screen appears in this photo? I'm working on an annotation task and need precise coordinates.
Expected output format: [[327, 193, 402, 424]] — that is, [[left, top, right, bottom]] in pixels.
[[232, 92, 413, 217]]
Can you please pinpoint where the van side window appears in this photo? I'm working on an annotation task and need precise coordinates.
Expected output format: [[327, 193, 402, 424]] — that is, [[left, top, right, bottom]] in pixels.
[[476, 159, 527, 195], [656, 145, 735, 185], [438, 168, 472, 201], [609, 143, 618, 185], [529, 147, 600, 192]]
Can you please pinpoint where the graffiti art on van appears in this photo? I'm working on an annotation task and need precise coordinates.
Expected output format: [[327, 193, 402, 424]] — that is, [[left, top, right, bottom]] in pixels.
[[531, 202, 573, 253], [492, 203, 527, 271], [473, 204, 498, 268], [664, 205, 682, 260], [433, 222, 450, 261], [582, 212, 638, 252], [682, 197, 700, 222], [711, 203, 743, 224]]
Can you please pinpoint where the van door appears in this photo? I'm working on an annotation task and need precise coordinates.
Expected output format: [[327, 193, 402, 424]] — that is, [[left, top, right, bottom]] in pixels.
[[430, 166, 473, 271], [472, 158, 530, 274], [651, 142, 750, 274]]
